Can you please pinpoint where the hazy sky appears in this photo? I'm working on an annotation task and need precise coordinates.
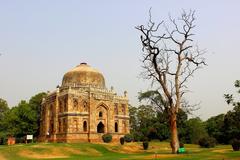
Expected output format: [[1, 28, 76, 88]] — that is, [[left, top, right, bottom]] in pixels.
[[0, 0, 239, 120]]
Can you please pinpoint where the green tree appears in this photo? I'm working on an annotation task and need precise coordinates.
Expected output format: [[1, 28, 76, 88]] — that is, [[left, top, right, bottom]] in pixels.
[[29, 92, 47, 136], [2, 101, 35, 137], [129, 104, 168, 141], [0, 92, 46, 138], [205, 114, 225, 144], [15, 100, 36, 136], [137, 105, 156, 139], [224, 80, 240, 142], [224, 80, 240, 106], [129, 90, 189, 142], [0, 98, 9, 121], [176, 109, 188, 143], [129, 105, 142, 141], [1, 106, 20, 136], [0, 98, 9, 144], [223, 106, 240, 142], [154, 111, 170, 141], [183, 117, 208, 144], [138, 90, 169, 141], [138, 90, 188, 142], [129, 105, 138, 132]]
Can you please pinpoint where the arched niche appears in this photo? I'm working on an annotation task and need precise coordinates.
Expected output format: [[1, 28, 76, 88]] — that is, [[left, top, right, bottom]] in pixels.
[[82, 100, 88, 112], [96, 103, 108, 119], [97, 122, 105, 133], [83, 121, 87, 132]]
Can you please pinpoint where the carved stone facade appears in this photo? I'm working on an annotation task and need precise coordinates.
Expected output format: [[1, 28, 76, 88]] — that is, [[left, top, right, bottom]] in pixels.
[[39, 63, 129, 142]]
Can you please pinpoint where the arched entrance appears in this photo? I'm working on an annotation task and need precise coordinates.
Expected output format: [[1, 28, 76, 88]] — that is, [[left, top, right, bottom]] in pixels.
[[97, 122, 104, 133]]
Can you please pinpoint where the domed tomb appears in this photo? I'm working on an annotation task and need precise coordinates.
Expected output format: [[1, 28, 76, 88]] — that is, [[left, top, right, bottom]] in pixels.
[[39, 62, 130, 143], [62, 63, 105, 88]]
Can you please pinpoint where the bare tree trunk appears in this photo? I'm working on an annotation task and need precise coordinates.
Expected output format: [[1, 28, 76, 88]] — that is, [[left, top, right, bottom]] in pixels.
[[170, 113, 179, 154]]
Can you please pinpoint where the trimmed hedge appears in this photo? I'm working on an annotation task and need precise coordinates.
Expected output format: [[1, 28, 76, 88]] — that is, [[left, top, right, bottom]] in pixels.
[[198, 137, 216, 148], [143, 141, 149, 150], [231, 139, 240, 151], [124, 134, 133, 142], [120, 137, 125, 145], [102, 134, 112, 143]]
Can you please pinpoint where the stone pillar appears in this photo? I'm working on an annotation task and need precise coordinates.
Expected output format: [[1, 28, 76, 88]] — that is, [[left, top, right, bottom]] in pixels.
[[53, 89, 59, 142], [89, 93, 95, 142], [108, 102, 114, 133]]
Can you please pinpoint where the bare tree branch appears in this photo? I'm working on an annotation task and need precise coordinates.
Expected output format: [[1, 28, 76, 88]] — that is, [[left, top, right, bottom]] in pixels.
[[136, 9, 206, 154]]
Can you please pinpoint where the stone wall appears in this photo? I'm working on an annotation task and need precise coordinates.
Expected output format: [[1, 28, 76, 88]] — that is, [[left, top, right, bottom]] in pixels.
[[39, 85, 129, 143]]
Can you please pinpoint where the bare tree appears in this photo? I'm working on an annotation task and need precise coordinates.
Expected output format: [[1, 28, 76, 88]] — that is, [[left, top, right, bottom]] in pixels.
[[136, 9, 206, 153]]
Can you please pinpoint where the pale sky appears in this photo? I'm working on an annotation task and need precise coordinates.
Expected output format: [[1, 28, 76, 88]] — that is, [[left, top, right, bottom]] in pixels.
[[0, 0, 239, 120]]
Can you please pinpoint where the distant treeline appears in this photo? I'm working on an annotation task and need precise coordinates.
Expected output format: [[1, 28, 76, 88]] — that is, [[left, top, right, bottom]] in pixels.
[[129, 104, 240, 144], [0, 87, 239, 145]]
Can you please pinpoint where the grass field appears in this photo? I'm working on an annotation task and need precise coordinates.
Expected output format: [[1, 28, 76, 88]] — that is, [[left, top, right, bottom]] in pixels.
[[0, 141, 239, 160]]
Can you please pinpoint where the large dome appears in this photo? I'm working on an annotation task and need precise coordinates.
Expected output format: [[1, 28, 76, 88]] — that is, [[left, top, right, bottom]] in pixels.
[[62, 63, 105, 88]]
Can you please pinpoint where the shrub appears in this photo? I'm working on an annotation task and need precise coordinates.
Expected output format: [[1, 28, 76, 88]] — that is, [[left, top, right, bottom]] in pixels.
[[102, 134, 112, 143], [120, 137, 125, 145], [143, 141, 149, 150], [124, 134, 133, 143], [198, 137, 216, 148], [231, 139, 240, 151]]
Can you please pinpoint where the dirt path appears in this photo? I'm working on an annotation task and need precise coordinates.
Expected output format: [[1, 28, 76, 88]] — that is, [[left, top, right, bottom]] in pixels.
[[0, 154, 7, 160]]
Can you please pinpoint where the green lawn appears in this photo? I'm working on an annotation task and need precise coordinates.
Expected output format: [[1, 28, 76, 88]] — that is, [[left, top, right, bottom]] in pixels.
[[0, 141, 239, 160]]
